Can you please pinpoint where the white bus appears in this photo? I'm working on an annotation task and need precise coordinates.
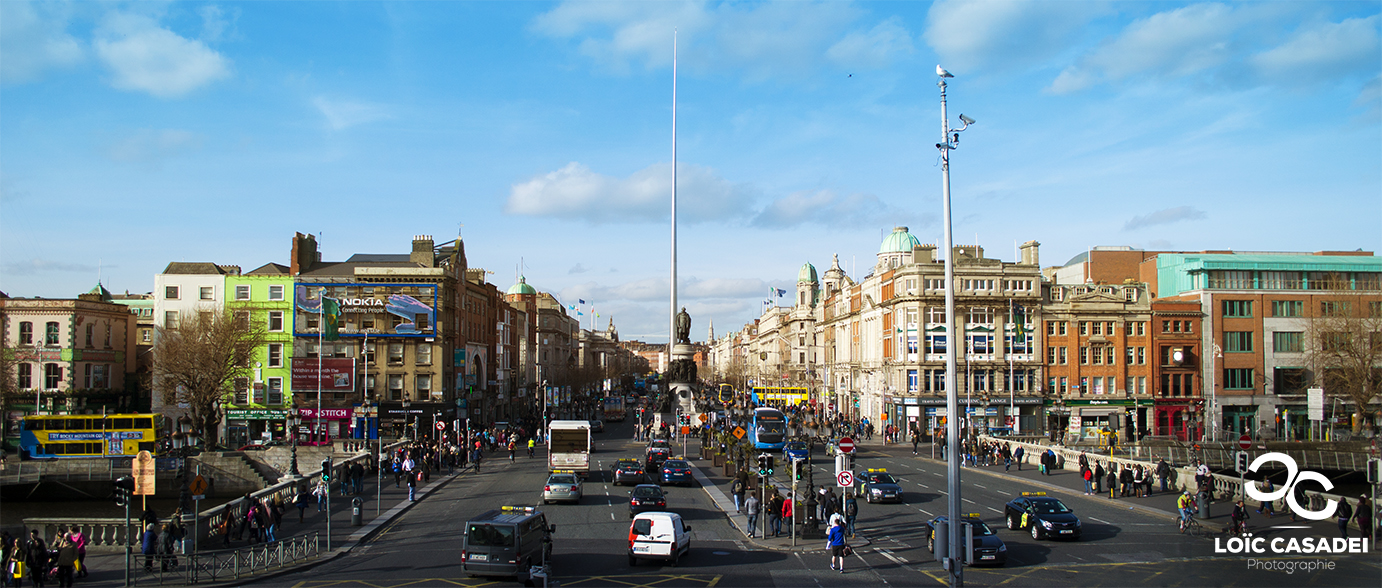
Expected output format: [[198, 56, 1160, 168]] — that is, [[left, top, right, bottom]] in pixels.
[[547, 420, 592, 476]]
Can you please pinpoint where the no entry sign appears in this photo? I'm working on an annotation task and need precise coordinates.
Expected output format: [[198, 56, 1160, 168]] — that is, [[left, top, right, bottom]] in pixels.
[[838, 437, 856, 454], [1238, 434, 1251, 450]]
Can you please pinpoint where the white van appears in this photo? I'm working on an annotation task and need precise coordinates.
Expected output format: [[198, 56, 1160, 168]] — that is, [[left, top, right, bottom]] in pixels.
[[627, 512, 692, 566]]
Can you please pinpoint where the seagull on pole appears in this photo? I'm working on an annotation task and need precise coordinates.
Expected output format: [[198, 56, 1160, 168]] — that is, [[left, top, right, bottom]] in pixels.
[[936, 65, 953, 78]]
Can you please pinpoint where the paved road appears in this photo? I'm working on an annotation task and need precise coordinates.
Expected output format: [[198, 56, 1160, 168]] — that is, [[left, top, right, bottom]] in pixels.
[[276, 422, 1380, 587]]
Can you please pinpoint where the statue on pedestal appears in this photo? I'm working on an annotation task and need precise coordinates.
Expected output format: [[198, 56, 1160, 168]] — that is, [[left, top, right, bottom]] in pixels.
[[675, 307, 692, 345]]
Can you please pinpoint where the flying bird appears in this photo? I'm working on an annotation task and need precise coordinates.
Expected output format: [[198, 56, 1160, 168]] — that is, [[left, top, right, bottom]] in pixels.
[[936, 65, 953, 78]]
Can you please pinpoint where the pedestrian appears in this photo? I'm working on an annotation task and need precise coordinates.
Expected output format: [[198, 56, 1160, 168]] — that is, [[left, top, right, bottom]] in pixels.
[[1156, 457, 1171, 494], [1119, 464, 1133, 497], [1082, 466, 1094, 495], [1013, 445, 1024, 471], [314, 480, 328, 512], [1336, 497, 1353, 539], [1132, 465, 1145, 498], [52, 536, 75, 588], [731, 478, 745, 513], [245, 502, 261, 545], [826, 516, 847, 573], [744, 494, 760, 538], [407, 464, 419, 502], [843, 492, 859, 537], [817, 486, 829, 520], [781, 494, 794, 537], [296, 485, 311, 523], [1290, 483, 1309, 523], [267, 498, 283, 542], [911, 430, 920, 455], [1256, 478, 1276, 517], [140, 524, 158, 572], [1106, 465, 1119, 500], [66, 526, 86, 578], [159, 523, 178, 571], [1356, 496, 1373, 542], [768, 492, 784, 537]]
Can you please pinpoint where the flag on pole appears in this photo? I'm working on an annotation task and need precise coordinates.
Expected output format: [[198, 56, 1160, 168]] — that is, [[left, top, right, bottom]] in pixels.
[[322, 296, 341, 341], [579, 299, 586, 305]]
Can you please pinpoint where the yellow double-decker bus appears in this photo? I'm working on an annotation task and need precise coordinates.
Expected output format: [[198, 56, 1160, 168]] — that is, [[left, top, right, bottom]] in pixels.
[[18, 414, 161, 459]]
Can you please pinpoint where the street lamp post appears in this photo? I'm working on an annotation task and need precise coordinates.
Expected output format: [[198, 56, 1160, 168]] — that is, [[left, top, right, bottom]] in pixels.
[[289, 413, 302, 477], [936, 64, 975, 588]]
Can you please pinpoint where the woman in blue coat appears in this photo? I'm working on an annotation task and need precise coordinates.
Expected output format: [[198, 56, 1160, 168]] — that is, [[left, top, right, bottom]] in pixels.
[[140, 524, 158, 572]]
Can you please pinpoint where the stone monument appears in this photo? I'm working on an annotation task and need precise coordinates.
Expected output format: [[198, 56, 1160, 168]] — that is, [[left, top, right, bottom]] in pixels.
[[668, 307, 699, 418]]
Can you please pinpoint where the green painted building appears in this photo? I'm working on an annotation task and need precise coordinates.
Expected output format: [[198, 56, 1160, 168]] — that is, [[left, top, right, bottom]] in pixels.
[[224, 263, 296, 446]]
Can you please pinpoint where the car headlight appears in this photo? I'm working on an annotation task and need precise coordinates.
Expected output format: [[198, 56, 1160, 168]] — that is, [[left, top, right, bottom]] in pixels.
[[998, 544, 1007, 552], [872, 488, 882, 494], [1074, 520, 1081, 527], [1041, 520, 1053, 529]]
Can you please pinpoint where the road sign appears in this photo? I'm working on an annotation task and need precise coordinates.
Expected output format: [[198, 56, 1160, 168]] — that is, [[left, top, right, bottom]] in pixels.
[[732, 426, 746, 440], [681, 426, 690, 435], [1238, 434, 1252, 450], [189, 475, 208, 500], [698, 413, 708, 423], [436, 421, 446, 431], [133, 450, 156, 496], [836, 470, 855, 488], [838, 437, 855, 454]]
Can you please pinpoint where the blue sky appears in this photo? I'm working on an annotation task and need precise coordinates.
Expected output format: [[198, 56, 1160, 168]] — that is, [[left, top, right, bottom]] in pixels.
[[2, 1, 1379, 343]]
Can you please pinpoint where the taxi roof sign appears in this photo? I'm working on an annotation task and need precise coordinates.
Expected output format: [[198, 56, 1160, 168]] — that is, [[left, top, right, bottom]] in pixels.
[[1020, 492, 1047, 497], [866, 468, 888, 473], [500, 506, 537, 513], [965, 513, 982, 518]]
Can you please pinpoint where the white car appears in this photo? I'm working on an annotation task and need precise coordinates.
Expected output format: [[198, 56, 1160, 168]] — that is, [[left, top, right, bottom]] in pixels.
[[628, 512, 691, 567]]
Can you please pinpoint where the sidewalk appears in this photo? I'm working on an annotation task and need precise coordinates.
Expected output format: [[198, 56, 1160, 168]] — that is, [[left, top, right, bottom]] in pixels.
[[687, 439, 871, 553], [77, 459, 472, 586]]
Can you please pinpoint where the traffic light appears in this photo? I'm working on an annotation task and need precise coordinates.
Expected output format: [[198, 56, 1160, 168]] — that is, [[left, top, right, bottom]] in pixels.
[[1368, 459, 1381, 484], [321, 457, 333, 482], [1235, 452, 1249, 473], [765, 455, 774, 476], [113, 476, 135, 506], [756, 454, 766, 475], [794, 459, 804, 481]]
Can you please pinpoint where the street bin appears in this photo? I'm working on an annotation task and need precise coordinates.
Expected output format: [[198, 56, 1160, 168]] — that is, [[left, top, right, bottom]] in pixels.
[[1197, 490, 1211, 520], [352, 497, 364, 526]]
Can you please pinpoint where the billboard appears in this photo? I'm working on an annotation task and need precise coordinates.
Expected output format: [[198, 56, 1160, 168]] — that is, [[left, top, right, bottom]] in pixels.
[[292, 357, 357, 391], [294, 283, 438, 338]]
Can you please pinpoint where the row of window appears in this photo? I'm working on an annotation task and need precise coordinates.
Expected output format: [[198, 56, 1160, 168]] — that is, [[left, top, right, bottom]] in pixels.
[[1047, 376, 1148, 395], [892, 278, 1037, 294], [16, 322, 61, 346], [1222, 299, 1382, 318], [16, 363, 113, 390], [233, 284, 287, 301], [1050, 285, 1140, 302], [908, 369, 1035, 393], [1046, 346, 1149, 365], [1208, 270, 1382, 291]]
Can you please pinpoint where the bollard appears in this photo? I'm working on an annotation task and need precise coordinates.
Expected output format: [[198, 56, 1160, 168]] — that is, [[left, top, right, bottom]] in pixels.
[[352, 497, 364, 526], [1197, 490, 1211, 520]]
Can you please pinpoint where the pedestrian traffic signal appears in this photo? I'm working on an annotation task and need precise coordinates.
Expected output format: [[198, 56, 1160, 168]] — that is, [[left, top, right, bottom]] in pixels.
[[794, 460, 804, 481], [1368, 459, 1381, 485], [113, 476, 135, 506], [321, 457, 333, 481]]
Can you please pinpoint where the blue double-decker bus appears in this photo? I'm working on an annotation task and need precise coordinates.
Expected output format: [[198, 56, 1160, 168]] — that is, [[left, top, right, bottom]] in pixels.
[[749, 407, 786, 450]]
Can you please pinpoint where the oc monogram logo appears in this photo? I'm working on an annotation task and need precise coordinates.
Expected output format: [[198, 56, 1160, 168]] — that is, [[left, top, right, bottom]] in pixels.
[[1243, 452, 1338, 521]]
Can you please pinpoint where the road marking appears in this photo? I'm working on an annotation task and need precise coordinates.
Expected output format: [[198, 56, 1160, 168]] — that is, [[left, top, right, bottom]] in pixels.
[[986, 506, 1003, 514], [917, 508, 933, 516], [918, 483, 929, 489], [1089, 517, 1112, 525], [973, 484, 986, 489], [961, 498, 976, 504], [876, 548, 908, 565], [610, 512, 615, 520]]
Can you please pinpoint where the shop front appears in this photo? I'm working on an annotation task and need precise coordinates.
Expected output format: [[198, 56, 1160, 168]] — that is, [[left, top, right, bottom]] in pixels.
[[225, 409, 291, 447], [917, 396, 1044, 439], [297, 407, 351, 445], [1220, 404, 1260, 438], [1053, 399, 1146, 443], [1154, 401, 1196, 441]]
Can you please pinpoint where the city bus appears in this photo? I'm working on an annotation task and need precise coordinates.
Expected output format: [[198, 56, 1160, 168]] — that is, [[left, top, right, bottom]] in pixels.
[[718, 384, 734, 404], [18, 414, 161, 459], [749, 407, 787, 451], [750, 386, 808, 407]]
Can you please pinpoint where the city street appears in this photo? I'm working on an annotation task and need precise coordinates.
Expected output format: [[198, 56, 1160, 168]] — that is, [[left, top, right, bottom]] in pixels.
[[264, 420, 1380, 587]]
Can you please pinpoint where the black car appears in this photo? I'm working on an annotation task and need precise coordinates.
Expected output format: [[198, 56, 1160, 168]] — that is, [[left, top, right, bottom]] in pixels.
[[924, 515, 1006, 566], [1004, 492, 1082, 540], [628, 484, 667, 518], [646, 441, 671, 469], [613, 459, 647, 486], [659, 459, 694, 487]]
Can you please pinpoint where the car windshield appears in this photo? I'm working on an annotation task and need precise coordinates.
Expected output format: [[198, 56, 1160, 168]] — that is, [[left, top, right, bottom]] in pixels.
[[632, 486, 663, 498], [869, 474, 897, 484], [663, 461, 688, 469], [785, 442, 806, 450], [649, 440, 669, 448], [467, 524, 515, 547], [1032, 499, 1071, 514], [969, 521, 996, 536], [618, 460, 640, 468], [549, 475, 576, 485]]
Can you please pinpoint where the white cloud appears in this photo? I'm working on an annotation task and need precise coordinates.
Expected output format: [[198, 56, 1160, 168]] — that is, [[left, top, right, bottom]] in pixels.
[[105, 129, 205, 163], [312, 97, 393, 131], [2, 258, 99, 276], [94, 13, 230, 98], [563, 276, 771, 305], [0, 1, 83, 83], [1124, 206, 1206, 230], [531, 0, 908, 78], [1049, 3, 1239, 94], [199, 5, 238, 43], [505, 161, 756, 224], [1252, 16, 1381, 84], [752, 188, 896, 229], [925, 0, 1103, 73], [826, 17, 914, 69]]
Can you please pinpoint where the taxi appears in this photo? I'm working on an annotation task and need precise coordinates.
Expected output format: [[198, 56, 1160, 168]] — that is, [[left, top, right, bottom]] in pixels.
[[859, 468, 903, 503], [924, 513, 1006, 566], [1004, 492, 1082, 540], [612, 459, 647, 486], [542, 471, 582, 504]]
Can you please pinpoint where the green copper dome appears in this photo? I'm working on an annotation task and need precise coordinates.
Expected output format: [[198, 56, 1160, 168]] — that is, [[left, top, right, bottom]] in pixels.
[[506, 276, 537, 296], [798, 262, 818, 283], [878, 226, 921, 254]]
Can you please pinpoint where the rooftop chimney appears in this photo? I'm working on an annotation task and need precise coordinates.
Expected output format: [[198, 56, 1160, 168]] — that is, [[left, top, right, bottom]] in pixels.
[[411, 235, 435, 266]]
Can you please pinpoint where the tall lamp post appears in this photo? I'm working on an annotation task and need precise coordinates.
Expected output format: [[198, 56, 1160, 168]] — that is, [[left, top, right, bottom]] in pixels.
[[288, 413, 302, 476], [936, 64, 975, 588]]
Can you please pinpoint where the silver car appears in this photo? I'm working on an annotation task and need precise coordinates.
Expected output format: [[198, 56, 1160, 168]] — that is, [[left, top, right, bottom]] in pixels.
[[542, 472, 582, 504]]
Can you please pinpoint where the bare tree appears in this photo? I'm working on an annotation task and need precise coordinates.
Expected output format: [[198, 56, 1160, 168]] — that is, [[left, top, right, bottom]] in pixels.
[[152, 308, 266, 446], [0, 334, 21, 442], [1301, 276, 1382, 435]]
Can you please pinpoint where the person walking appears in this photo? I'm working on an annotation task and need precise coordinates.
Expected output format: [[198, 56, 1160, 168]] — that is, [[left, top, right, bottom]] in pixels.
[[844, 493, 859, 538], [1355, 496, 1373, 542], [1106, 465, 1119, 500], [314, 480, 328, 513], [768, 492, 784, 538], [1336, 497, 1353, 539], [826, 517, 847, 573], [52, 536, 75, 588], [1119, 464, 1134, 497], [1093, 462, 1105, 494], [781, 494, 794, 538], [140, 524, 158, 572], [1082, 466, 1094, 495], [731, 478, 745, 513], [159, 523, 179, 571], [1013, 445, 1024, 471], [407, 463, 419, 502], [66, 527, 86, 579], [744, 494, 760, 538], [1132, 466, 1145, 498], [295, 486, 311, 523], [1156, 457, 1171, 494]]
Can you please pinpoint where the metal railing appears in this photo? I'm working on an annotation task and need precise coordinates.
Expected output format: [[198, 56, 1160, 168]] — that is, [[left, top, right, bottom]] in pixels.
[[128, 532, 320, 585]]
